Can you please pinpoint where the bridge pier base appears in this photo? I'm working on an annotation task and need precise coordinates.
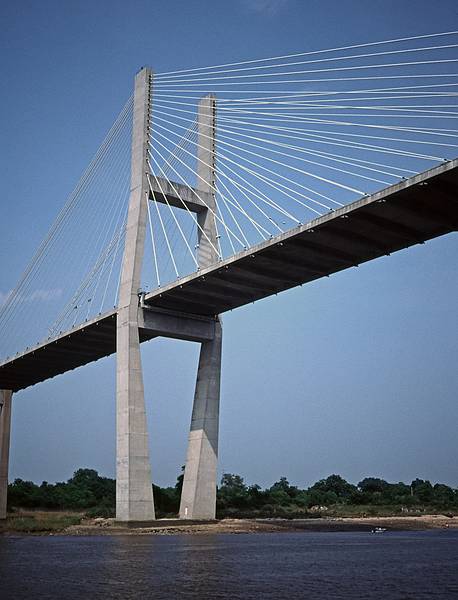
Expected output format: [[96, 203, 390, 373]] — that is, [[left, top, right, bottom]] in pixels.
[[116, 311, 155, 522], [180, 320, 222, 520], [0, 390, 12, 520]]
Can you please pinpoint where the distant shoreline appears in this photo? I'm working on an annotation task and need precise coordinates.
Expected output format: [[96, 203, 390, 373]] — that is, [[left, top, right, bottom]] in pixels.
[[2, 514, 457, 536]]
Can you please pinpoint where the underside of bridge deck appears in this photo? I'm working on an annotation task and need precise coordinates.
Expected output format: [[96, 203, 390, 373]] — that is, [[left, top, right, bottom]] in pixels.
[[0, 312, 119, 392], [0, 159, 457, 392], [0, 308, 217, 392]]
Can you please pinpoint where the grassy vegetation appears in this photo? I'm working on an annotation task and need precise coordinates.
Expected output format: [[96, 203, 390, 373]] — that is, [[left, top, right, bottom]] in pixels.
[[1, 511, 82, 533], [323, 504, 458, 518]]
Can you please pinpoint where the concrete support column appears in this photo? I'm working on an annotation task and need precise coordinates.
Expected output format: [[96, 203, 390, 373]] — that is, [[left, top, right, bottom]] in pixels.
[[116, 66, 155, 522], [116, 307, 154, 521], [180, 93, 222, 520], [0, 390, 12, 520], [179, 321, 222, 519]]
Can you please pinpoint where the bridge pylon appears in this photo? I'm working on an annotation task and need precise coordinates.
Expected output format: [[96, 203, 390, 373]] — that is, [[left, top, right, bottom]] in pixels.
[[179, 94, 222, 520], [116, 67, 155, 522], [115, 68, 221, 522]]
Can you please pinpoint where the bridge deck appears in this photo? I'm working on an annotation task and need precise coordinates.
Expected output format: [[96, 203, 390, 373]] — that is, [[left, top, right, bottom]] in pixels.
[[1, 160, 457, 392], [0, 311, 162, 392], [143, 160, 458, 315]]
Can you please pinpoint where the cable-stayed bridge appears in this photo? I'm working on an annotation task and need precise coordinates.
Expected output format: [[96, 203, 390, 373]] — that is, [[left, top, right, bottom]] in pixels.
[[1, 31, 457, 522]]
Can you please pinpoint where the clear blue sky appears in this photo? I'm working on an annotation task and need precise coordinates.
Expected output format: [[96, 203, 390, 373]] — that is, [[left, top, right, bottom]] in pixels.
[[1, 0, 457, 489]]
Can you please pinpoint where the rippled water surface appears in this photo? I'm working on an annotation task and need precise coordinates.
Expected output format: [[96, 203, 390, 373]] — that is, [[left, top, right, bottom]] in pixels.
[[1, 530, 458, 599]]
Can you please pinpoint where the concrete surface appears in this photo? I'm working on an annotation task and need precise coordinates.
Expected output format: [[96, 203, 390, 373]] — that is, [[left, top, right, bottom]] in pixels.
[[116, 67, 155, 522], [0, 390, 12, 520]]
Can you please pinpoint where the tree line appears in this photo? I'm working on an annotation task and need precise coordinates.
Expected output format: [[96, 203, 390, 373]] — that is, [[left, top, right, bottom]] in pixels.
[[7, 469, 458, 518]]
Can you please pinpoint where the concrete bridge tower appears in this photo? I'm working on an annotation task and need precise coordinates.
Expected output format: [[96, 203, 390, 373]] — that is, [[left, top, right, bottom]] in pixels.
[[179, 94, 222, 520], [116, 67, 221, 522], [116, 67, 156, 522]]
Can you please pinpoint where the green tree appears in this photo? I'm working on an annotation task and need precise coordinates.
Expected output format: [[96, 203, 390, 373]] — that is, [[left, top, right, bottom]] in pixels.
[[8, 479, 41, 508], [411, 479, 434, 503], [218, 473, 249, 509], [309, 474, 357, 503], [358, 477, 388, 494], [246, 484, 266, 509], [432, 484, 456, 507], [270, 477, 299, 498], [175, 465, 185, 497]]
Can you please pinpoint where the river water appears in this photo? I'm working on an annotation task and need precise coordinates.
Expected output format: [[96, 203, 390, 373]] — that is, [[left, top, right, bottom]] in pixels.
[[1, 530, 457, 599]]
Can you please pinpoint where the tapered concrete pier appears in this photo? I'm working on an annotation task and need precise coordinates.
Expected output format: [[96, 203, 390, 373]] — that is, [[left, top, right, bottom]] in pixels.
[[116, 67, 155, 522], [180, 94, 223, 520], [179, 321, 222, 519], [0, 390, 12, 520]]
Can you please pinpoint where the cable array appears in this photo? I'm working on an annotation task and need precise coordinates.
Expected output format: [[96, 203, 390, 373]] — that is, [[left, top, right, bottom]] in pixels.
[[0, 98, 133, 361], [144, 31, 458, 287]]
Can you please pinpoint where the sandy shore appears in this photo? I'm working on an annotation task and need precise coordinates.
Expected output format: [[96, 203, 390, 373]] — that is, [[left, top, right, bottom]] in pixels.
[[56, 515, 458, 536]]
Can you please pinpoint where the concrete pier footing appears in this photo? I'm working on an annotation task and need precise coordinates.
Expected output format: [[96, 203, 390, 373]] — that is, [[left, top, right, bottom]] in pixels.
[[0, 390, 12, 520]]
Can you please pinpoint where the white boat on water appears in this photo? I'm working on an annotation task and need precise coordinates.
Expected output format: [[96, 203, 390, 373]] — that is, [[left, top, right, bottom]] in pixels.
[[371, 527, 387, 533]]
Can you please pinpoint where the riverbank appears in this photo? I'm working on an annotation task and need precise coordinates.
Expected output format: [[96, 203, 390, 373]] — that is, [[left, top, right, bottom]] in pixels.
[[1, 512, 457, 536]]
